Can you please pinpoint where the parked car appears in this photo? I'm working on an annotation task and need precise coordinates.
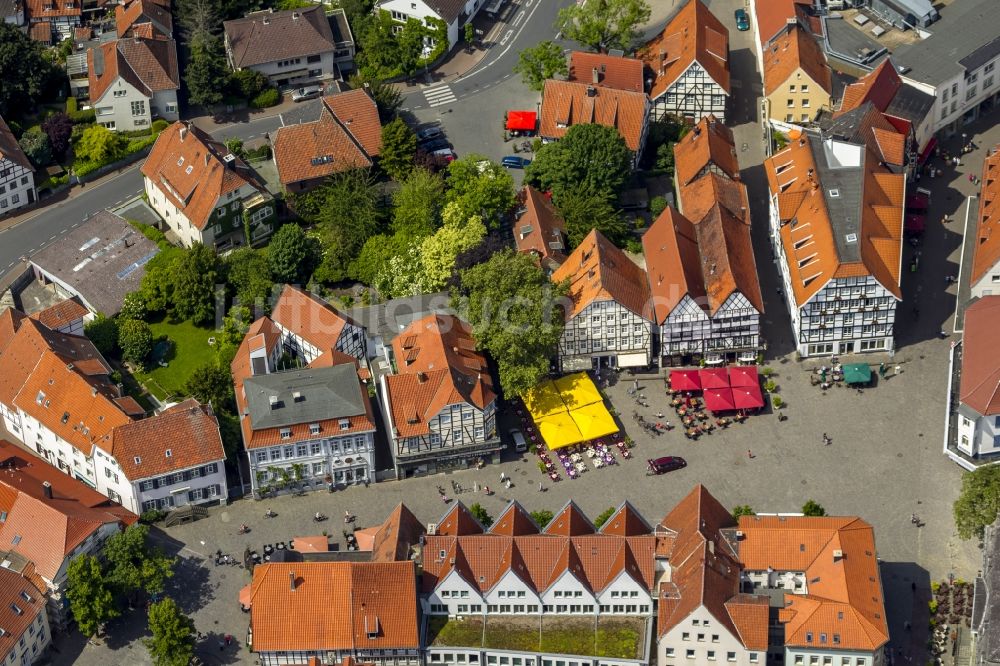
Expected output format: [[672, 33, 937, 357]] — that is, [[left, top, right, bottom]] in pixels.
[[291, 86, 323, 103], [417, 126, 443, 141], [511, 429, 527, 453], [420, 137, 451, 152], [431, 148, 457, 162], [734, 8, 750, 31], [646, 456, 687, 475], [501, 155, 531, 169]]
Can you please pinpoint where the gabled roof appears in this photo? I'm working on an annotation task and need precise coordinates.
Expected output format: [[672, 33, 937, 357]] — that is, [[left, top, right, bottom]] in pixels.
[[754, 0, 818, 45], [567, 51, 645, 93], [0, 115, 32, 170], [110, 399, 224, 481], [837, 59, 900, 116], [436, 502, 484, 536], [825, 102, 906, 166], [248, 561, 420, 651], [270, 284, 360, 360], [959, 296, 1000, 417], [0, 568, 45, 656], [27, 297, 88, 332], [544, 501, 595, 536], [115, 0, 172, 39], [25, 0, 79, 20], [538, 79, 648, 153], [419, 0, 468, 24], [551, 229, 653, 321], [738, 515, 889, 651], [224, 6, 335, 68], [490, 502, 540, 536], [367, 503, 425, 562], [141, 122, 269, 231], [384, 314, 496, 438], [763, 22, 832, 97], [88, 37, 180, 103], [641, 0, 730, 99], [513, 186, 567, 269], [763, 133, 904, 306], [970, 147, 1000, 286], [600, 501, 652, 536], [673, 115, 739, 187], [273, 90, 382, 187]]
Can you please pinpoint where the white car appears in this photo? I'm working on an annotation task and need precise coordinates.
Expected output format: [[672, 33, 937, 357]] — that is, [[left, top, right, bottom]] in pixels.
[[291, 86, 323, 103], [511, 429, 527, 453]]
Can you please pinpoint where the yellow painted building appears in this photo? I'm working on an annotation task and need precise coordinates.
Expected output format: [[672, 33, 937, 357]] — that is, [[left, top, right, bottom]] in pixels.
[[763, 23, 832, 125]]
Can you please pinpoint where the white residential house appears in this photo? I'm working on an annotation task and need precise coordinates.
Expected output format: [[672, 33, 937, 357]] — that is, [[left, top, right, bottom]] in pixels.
[[953, 297, 1000, 464], [641, 0, 730, 122], [88, 37, 180, 132], [269, 284, 368, 363], [551, 229, 655, 371], [0, 568, 51, 666], [763, 131, 904, 357], [377, 0, 481, 55], [0, 114, 36, 215]]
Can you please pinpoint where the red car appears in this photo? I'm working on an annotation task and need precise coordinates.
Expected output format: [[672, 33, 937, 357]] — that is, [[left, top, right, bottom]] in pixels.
[[647, 456, 687, 475]]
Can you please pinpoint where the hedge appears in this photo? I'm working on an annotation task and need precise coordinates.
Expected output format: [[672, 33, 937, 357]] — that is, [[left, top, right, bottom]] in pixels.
[[68, 108, 96, 124], [250, 88, 281, 109], [66, 97, 78, 113], [127, 219, 168, 245], [73, 135, 156, 177], [151, 119, 169, 132], [245, 144, 272, 161]]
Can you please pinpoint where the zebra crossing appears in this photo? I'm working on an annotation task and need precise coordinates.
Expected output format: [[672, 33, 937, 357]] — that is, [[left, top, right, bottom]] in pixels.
[[423, 85, 457, 108]]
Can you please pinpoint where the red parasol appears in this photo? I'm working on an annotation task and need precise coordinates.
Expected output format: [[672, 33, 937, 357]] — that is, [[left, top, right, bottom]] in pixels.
[[703, 387, 736, 412], [732, 384, 765, 409], [699, 368, 730, 389], [670, 369, 702, 392], [728, 366, 759, 388]]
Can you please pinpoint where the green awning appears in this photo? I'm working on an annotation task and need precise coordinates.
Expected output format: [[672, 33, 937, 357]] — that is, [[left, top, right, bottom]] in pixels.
[[842, 363, 872, 384]]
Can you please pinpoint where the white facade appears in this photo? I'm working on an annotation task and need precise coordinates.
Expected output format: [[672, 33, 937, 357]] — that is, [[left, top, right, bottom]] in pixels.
[[1, 600, 51, 666], [785, 646, 884, 666], [903, 54, 1000, 138], [94, 77, 178, 133], [143, 177, 261, 248], [659, 608, 760, 666], [558, 300, 654, 371], [247, 430, 376, 492], [274, 319, 367, 364], [378, 0, 483, 54], [237, 51, 336, 89], [6, 407, 101, 489], [660, 293, 761, 361], [956, 411, 1000, 459], [0, 155, 36, 215], [652, 62, 728, 123], [970, 262, 1000, 299]]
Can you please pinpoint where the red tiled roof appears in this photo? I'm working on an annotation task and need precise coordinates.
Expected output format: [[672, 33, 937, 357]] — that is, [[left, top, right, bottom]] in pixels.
[[837, 59, 901, 117], [551, 229, 653, 321], [970, 147, 1000, 286], [513, 186, 567, 269], [538, 79, 649, 153], [641, 0, 730, 99], [384, 314, 495, 438], [28, 298, 88, 332], [116, 0, 172, 39], [29, 21, 51, 43], [490, 502, 540, 536], [89, 37, 179, 103], [323, 90, 383, 157], [367, 503, 425, 562], [754, 0, 816, 45], [567, 51, 645, 93], [673, 115, 739, 187], [0, 568, 46, 657], [959, 296, 1000, 416], [0, 116, 33, 170], [763, 23, 832, 97], [738, 515, 889, 651], [248, 561, 420, 652], [270, 285, 361, 359], [25, 0, 78, 20], [110, 399, 225, 481], [141, 122, 268, 231]]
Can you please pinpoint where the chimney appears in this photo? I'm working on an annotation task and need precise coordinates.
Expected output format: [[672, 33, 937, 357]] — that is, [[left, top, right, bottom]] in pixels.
[[586, 85, 597, 98], [417, 372, 427, 384], [289, 571, 296, 591], [658, 49, 666, 74], [179, 125, 188, 141], [42, 481, 52, 499], [292, 11, 299, 19], [592, 67, 600, 84], [262, 15, 269, 24]]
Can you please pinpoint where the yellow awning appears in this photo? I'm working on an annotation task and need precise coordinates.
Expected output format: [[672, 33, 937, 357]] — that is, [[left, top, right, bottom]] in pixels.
[[522, 379, 565, 419], [537, 412, 584, 450], [553, 372, 603, 409], [570, 402, 619, 441]]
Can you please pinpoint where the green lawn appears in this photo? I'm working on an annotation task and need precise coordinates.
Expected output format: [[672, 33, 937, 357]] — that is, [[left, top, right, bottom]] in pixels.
[[427, 616, 644, 659], [132, 317, 218, 401]]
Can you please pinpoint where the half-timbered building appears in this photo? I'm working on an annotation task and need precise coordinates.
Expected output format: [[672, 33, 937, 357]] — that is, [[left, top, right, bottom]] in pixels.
[[0, 115, 36, 215]]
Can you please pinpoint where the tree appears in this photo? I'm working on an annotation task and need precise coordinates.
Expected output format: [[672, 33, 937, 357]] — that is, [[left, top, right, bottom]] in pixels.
[[177, 0, 219, 45], [144, 597, 195, 666], [118, 319, 153, 365], [469, 503, 493, 528], [392, 168, 446, 238], [348, 233, 409, 286], [555, 0, 651, 53], [348, 74, 402, 122], [225, 247, 273, 309], [18, 129, 51, 167], [75, 125, 123, 163], [171, 243, 218, 325], [555, 185, 628, 248], [801, 500, 827, 517], [186, 363, 235, 412], [454, 250, 568, 396], [593, 506, 616, 528], [731, 505, 756, 520], [104, 524, 176, 599], [395, 18, 428, 76], [185, 36, 229, 108], [119, 291, 147, 322], [0, 23, 58, 120], [526, 123, 633, 201], [419, 203, 486, 289], [229, 68, 269, 99], [445, 154, 517, 227], [42, 112, 73, 159], [84, 315, 119, 357], [379, 118, 418, 181], [530, 510, 554, 528], [268, 224, 321, 285], [374, 241, 430, 298], [450, 233, 510, 287], [514, 41, 568, 91], [954, 465, 1000, 540], [66, 555, 119, 638], [655, 141, 675, 174]]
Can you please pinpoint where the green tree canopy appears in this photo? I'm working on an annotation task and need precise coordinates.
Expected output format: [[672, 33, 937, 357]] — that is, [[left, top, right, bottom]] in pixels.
[[420, 203, 487, 289], [42, 112, 74, 159], [171, 243, 219, 325], [225, 247, 274, 309], [954, 465, 1000, 540], [530, 510, 554, 528], [186, 362, 235, 412], [75, 125, 123, 163], [392, 168, 446, 239], [379, 117, 418, 181], [118, 319, 153, 366], [801, 500, 827, 517], [348, 233, 410, 286], [445, 154, 517, 227], [732, 505, 756, 520], [229, 68, 269, 99], [177, 0, 220, 44], [104, 524, 176, 598], [18, 128, 51, 167], [119, 291, 147, 322], [0, 23, 58, 121], [66, 555, 119, 637], [268, 224, 321, 285], [554, 185, 628, 248], [185, 36, 229, 108], [144, 597, 196, 666], [453, 250, 568, 396], [514, 41, 569, 91], [84, 315, 119, 357], [348, 74, 402, 122], [593, 506, 616, 528], [555, 0, 651, 53], [526, 123, 633, 201], [470, 503, 493, 528]]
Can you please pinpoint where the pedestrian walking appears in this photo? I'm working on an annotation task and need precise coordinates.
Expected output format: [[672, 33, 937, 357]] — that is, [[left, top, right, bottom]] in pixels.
[[538, 482, 543, 492], [895, 365, 901, 376], [499, 472, 506, 483], [747, 449, 753, 459]]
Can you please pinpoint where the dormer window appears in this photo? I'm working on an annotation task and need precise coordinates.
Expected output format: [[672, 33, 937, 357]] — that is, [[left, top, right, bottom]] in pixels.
[[177, 157, 184, 166], [134, 456, 141, 464], [309, 424, 321, 435], [19, 592, 30, 603], [9, 604, 21, 616], [280, 428, 292, 439], [339, 419, 350, 430], [165, 449, 172, 458]]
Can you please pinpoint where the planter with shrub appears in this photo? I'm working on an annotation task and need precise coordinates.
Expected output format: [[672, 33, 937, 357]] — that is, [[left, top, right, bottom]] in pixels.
[[250, 88, 281, 109]]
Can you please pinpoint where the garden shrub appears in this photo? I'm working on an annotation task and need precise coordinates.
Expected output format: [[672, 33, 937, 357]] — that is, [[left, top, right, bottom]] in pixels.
[[250, 88, 280, 109], [65, 97, 78, 113], [68, 108, 96, 124], [151, 119, 169, 133]]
